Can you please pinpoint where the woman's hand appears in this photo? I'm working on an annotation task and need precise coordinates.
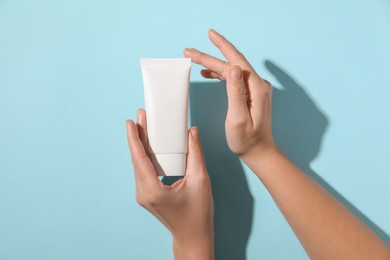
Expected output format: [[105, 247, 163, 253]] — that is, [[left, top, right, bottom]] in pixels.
[[183, 29, 278, 163], [126, 109, 214, 260], [183, 30, 390, 259]]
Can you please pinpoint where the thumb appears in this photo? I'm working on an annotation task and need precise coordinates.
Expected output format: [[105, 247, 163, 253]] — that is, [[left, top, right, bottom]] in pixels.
[[226, 65, 250, 121], [185, 127, 208, 178]]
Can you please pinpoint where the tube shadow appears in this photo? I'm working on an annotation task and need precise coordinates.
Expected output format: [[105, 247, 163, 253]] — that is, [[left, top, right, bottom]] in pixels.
[[190, 82, 254, 260], [266, 60, 390, 245]]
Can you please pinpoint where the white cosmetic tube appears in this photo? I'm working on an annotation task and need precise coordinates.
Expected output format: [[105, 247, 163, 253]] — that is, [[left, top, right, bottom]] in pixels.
[[140, 58, 191, 176]]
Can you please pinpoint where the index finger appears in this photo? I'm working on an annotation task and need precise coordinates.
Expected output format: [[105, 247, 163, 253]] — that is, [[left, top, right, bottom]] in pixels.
[[183, 48, 228, 77], [208, 29, 248, 64]]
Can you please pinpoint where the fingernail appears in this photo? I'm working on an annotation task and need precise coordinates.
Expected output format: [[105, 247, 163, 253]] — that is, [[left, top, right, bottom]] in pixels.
[[191, 127, 199, 139], [209, 28, 218, 35], [136, 110, 141, 123], [126, 120, 133, 134], [230, 66, 242, 80]]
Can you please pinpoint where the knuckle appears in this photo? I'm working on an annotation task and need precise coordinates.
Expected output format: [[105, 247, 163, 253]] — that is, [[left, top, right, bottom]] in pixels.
[[199, 173, 211, 186], [236, 50, 245, 60], [228, 84, 246, 97], [194, 51, 204, 64], [231, 64, 241, 70], [135, 186, 164, 209], [132, 152, 147, 166], [136, 194, 146, 207], [131, 158, 140, 169], [226, 116, 248, 129], [137, 152, 148, 161], [144, 190, 163, 207], [261, 80, 273, 96], [131, 157, 142, 169], [235, 120, 248, 129]]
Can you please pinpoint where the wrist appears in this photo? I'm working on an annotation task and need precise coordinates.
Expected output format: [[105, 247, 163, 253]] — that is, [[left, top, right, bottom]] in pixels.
[[240, 145, 283, 172], [172, 233, 214, 260]]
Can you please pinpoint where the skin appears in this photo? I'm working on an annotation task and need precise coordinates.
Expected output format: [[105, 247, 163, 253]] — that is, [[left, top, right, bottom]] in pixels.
[[127, 29, 390, 259], [126, 111, 214, 260]]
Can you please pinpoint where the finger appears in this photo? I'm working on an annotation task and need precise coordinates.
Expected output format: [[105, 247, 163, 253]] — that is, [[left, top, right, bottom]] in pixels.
[[126, 119, 159, 187], [226, 65, 251, 123], [208, 29, 268, 94], [183, 48, 228, 76], [185, 127, 208, 178], [136, 108, 149, 155], [208, 29, 248, 64], [200, 69, 224, 80]]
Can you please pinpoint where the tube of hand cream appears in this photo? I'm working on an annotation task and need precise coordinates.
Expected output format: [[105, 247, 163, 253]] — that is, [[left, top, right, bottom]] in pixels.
[[140, 58, 191, 176]]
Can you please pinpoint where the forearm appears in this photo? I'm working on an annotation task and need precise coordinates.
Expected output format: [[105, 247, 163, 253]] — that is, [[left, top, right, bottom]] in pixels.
[[242, 148, 389, 259], [173, 233, 214, 260]]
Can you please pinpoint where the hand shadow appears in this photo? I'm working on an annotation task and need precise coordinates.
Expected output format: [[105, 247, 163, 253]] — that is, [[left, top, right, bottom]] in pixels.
[[267, 60, 390, 245], [189, 81, 254, 260], [163, 60, 389, 259]]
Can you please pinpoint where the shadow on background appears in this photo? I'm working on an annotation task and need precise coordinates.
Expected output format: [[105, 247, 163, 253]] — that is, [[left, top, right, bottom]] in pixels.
[[266, 60, 390, 245], [190, 82, 254, 260], [164, 60, 389, 260]]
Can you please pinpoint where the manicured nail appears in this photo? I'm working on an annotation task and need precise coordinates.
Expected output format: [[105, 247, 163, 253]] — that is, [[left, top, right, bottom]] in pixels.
[[230, 66, 242, 80]]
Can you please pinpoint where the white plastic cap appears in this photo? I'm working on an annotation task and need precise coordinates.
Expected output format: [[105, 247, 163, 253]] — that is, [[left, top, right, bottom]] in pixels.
[[150, 153, 186, 176]]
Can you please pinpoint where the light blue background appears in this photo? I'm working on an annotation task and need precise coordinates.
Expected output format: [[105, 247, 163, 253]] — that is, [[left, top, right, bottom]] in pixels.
[[0, 0, 389, 259]]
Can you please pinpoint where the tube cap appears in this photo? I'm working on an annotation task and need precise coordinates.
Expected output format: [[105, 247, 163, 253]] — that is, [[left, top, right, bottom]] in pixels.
[[150, 153, 186, 176]]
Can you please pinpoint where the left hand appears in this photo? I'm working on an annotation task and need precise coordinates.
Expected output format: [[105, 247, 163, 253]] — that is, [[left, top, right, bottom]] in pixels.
[[126, 109, 214, 260]]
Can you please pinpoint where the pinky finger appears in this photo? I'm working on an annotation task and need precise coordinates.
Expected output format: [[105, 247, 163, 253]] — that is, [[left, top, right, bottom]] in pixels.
[[201, 69, 225, 81]]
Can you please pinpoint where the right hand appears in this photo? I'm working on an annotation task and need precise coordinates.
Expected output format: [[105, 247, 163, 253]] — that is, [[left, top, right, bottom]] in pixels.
[[183, 29, 278, 162]]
